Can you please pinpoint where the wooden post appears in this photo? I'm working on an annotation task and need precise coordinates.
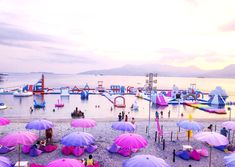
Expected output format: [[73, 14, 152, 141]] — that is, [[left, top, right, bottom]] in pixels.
[[155, 131, 157, 142], [146, 126, 148, 133], [179, 127, 180, 132], [163, 139, 165, 150], [214, 125, 216, 132], [170, 131, 173, 142], [176, 131, 179, 140]]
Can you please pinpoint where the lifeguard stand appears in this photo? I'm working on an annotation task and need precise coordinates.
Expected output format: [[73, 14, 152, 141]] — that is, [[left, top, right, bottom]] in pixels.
[[97, 81, 105, 92]]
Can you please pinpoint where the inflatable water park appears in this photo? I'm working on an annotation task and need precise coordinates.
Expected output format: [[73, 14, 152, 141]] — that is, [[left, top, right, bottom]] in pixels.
[[0, 74, 234, 114]]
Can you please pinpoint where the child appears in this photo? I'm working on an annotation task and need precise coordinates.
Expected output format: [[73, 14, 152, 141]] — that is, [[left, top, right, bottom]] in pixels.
[[86, 154, 94, 166]]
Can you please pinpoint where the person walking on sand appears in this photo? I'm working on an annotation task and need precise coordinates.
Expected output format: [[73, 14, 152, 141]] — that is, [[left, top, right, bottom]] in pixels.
[[160, 111, 163, 118], [168, 110, 171, 118], [155, 111, 159, 119], [220, 127, 228, 137], [131, 117, 135, 124], [121, 111, 125, 120], [125, 115, 128, 122], [118, 113, 122, 121]]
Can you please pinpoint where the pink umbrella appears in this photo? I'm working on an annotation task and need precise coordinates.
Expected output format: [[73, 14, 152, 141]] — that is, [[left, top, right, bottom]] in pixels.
[[114, 133, 148, 149], [0, 117, 10, 126], [194, 132, 229, 167], [0, 131, 38, 167], [47, 158, 85, 167], [71, 119, 96, 131]]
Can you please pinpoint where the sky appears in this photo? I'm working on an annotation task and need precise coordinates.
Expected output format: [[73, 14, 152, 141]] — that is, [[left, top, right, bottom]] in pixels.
[[0, 0, 235, 73]]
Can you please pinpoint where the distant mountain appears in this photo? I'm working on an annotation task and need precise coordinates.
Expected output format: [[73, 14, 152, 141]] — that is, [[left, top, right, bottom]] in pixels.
[[79, 64, 235, 78]]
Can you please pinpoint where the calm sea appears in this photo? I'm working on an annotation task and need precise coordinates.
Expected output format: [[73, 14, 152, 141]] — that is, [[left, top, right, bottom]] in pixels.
[[0, 73, 234, 120]]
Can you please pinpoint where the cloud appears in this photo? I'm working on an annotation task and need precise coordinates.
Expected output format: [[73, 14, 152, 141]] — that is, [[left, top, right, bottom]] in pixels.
[[219, 19, 235, 31], [51, 53, 95, 64], [157, 48, 195, 62], [0, 22, 53, 47]]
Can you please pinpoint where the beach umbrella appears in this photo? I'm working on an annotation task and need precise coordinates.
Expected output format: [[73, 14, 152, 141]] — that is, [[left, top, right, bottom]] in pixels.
[[194, 132, 229, 167], [71, 118, 96, 131], [0, 117, 10, 126], [26, 119, 53, 138], [47, 158, 85, 167], [177, 120, 203, 131], [224, 154, 235, 167], [26, 119, 53, 130], [112, 122, 136, 132], [222, 121, 235, 130], [61, 132, 95, 146], [222, 121, 235, 143], [123, 154, 169, 167], [114, 133, 147, 149], [0, 156, 12, 167], [0, 131, 38, 167]]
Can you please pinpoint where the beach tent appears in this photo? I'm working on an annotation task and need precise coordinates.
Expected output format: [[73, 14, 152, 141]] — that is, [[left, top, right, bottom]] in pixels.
[[208, 94, 225, 105]]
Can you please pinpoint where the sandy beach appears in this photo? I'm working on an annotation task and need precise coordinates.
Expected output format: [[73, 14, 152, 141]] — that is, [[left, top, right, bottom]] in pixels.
[[1, 117, 230, 167]]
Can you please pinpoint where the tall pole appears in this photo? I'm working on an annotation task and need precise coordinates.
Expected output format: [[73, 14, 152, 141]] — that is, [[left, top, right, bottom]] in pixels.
[[228, 107, 232, 121], [147, 73, 156, 138]]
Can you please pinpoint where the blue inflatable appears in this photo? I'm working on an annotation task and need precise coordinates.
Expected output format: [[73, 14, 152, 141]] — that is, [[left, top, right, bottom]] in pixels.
[[34, 100, 46, 108], [81, 91, 89, 100]]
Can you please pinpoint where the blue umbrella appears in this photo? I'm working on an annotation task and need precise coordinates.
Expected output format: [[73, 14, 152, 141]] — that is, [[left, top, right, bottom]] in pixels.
[[224, 154, 235, 167], [123, 155, 169, 167], [177, 120, 203, 131], [26, 119, 53, 130], [0, 156, 12, 167], [112, 122, 136, 132], [61, 132, 95, 146]]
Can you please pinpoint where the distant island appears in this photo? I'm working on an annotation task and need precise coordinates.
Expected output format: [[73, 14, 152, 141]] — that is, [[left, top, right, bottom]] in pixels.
[[79, 64, 235, 78]]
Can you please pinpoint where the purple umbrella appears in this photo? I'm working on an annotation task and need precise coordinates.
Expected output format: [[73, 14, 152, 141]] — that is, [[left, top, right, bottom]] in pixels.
[[25, 119, 53, 130], [194, 132, 229, 167], [112, 122, 136, 132], [47, 158, 85, 167], [123, 155, 169, 167], [0, 156, 12, 167], [26, 119, 53, 138], [114, 133, 147, 149], [0, 131, 38, 167], [0, 117, 10, 126], [61, 132, 95, 146]]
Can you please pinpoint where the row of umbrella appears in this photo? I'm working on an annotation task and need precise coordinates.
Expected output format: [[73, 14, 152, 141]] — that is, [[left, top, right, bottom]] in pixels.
[[1, 116, 235, 167]]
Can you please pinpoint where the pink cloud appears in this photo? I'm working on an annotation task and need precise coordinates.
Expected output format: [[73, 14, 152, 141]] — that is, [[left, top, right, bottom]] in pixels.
[[219, 19, 235, 31]]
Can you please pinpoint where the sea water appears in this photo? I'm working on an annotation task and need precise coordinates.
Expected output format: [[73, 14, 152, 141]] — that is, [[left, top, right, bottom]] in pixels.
[[0, 73, 234, 120]]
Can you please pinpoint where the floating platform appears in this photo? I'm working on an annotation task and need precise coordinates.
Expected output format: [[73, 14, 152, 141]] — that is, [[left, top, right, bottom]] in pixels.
[[184, 102, 226, 114]]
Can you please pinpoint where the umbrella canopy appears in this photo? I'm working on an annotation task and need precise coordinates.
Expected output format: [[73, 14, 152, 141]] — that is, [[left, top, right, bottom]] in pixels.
[[123, 155, 169, 167], [71, 118, 96, 128], [61, 132, 95, 147], [222, 121, 235, 130], [114, 133, 147, 149], [0, 117, 10, 126], [0, 156, 12, 167], [25, 119, 53, 130], [47, 158, 85, 167], [194, 132, 229, 146], [224, 154, 235, 167], [177, 120, 203, 131], [194, 131, 229, 167], [0, 131, 38, 146], [112, 122, 136, 132]]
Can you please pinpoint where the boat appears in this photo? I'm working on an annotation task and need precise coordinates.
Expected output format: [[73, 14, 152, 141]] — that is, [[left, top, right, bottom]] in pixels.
[[13, 89, 33, 97], [55, 99, 64, 107], [0, 103, 7, 110], [34, 100, 46, 108]]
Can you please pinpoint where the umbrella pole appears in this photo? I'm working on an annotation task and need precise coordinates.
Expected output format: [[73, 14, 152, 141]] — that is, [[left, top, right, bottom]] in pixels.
[[18, 145, 21, 167], [187, 131, 190, 144], [209, 146, 212, 167]]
